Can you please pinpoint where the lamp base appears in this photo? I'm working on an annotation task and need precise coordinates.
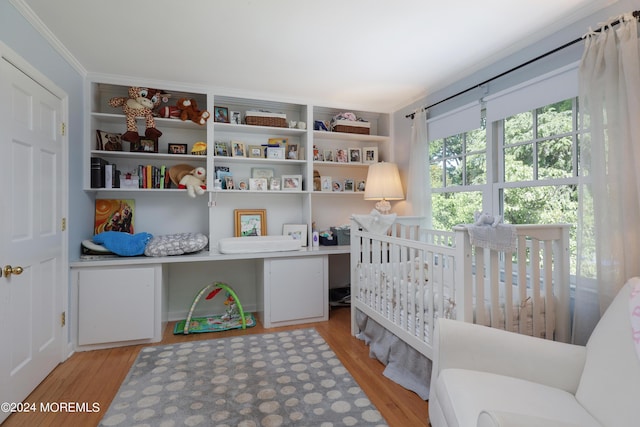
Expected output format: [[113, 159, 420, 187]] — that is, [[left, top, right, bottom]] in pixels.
[[374, 199, 391, 215]]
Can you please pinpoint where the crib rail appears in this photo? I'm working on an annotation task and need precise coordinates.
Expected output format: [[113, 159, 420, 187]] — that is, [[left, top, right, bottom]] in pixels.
[[350, 218, 571, 360]]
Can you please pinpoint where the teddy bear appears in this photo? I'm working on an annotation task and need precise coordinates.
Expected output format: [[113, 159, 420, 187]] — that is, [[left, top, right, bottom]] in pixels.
[[109, 87, 164, 144], [179, 167, 206, 198], [176, 98, 210, 126], [474, 210, 502, 227]]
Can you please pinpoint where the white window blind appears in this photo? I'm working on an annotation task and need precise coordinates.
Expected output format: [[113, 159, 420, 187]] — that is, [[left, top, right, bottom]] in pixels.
[[485, 63, 578, 122], [427, 101, 481, 141]]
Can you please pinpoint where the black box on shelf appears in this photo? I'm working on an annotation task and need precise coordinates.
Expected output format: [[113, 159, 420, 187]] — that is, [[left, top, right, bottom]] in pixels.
[[91, 157, 109, 188], [319, 235, 337, 246]]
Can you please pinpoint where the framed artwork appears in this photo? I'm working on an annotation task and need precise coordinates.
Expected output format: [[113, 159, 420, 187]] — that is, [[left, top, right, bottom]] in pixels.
[[251, 167, 274, 179], [267, 146, 285, 159], [94, 199, 134, 234], [282, 174, 302, 191], [332, 180, 343, 192], [321, 176, 332, 192], [364, 146, 378, 163], [231, 141, 246, 157], [267, 137, 288, 147], [230, 110, 241, 124], [323, 150, 334, 162], [168, 143, 187, 154], [287, 144, 299, 160], [214, 141, 229, 156], [249, 178, 268, 191], [214, 106, 229, 123], [270, 177, 281, 190], [248, 145, 264, 158], [348, 148, 362, 163], [96, 130, 122, 151], [356, 180, 366, 192], [344, 178, 355, 192], [283, 224, 308, 247], [234, 209, 266, 237], [335, 148, 348, 163]]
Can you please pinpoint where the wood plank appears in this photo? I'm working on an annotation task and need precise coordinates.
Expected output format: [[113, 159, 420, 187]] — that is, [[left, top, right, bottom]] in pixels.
[[3, 307, 429, 427]]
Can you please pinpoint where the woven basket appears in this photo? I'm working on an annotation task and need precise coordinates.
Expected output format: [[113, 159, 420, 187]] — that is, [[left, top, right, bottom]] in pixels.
[[245, 116, 287, 128], [333, 124, 370, 135]]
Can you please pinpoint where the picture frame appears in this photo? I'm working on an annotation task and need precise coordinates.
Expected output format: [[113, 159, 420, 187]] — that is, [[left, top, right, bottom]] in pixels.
[[267, 146, 285, 159], [335, 148, 348, 163], [287, 144, 299, 160], [224, 176, 235, 190], [283, 224, 308, 247], [249, 178, 268, 191], [323, 150, 334, 162], [96, 129, 123, 151], [321, 176, 332, 192], [332, 180, 343, 192], [270, 177, 281, 191], [251, 167, 274, 179], [348, 148, 362, 163], [356, 180, 366, 192], [231, 141, 246, 157], [267, 137, 288, 147], [136, 138, 158, 153], [248, 145, 264, 158], [214, 141, 229, 156], [168, 143, 187, 154], [344, 178, 355, 192], [282, 174, 302, 191], [364, 146, 378, 163], [234, 209, 266, 237], [237, 180, 248, 190], [230, 110, 241, 125], [214, 106, 229, 123]]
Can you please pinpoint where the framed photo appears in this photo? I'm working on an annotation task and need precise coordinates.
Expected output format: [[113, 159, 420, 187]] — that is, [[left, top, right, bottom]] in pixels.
[[251, 167, 274, 179], [214, 141, 229, 156], [282, 175, 302, 191], [323, 150, 334, 162], [230, 110, 241, 125], [270, 177, 281, 191], [248, 145, 264, 158], [267, 146, 285, 159], [224, 176, 235, 190], [348, 148, 362, 163], [136, 138, 158, 153], [237, 180, 248, 190], [249, 178, 268, 191], [267, 137, 288, 147], [231, 141, 246, 157], [96, 130, 122, 151], [321, 176, 332, 192], [356, 180, 366, 192], [168, 143, 187, 154], [364, 146, 378, 163], [344, 178, 355, 192], [283, 224, 308, 247], [287, 144, 299, 160], [335, 148, 348, 163], [214, 106, 229, 123], [234, 209, 266, 237], [216, 170, 232, 189], [332, 180, 343, 192]]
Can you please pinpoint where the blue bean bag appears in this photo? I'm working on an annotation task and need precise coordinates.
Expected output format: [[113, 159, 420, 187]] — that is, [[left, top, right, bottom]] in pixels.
[[93, 231, 153, 256]]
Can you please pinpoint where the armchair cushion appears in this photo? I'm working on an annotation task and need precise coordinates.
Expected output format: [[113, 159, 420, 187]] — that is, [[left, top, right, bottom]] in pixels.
[[477, 410, 583, 427]]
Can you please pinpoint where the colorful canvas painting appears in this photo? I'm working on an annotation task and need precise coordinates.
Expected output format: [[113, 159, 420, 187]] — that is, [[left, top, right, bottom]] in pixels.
[[94, 199, 135, 234]]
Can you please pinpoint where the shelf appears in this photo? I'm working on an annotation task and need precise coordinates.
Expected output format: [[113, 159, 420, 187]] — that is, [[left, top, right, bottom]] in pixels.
[[313, 161, 370, 168], [213, 189, 307, 195], [91, 112, 207, 131], [312, 191, 365, 196], [214, 122, 307, 137], [313, 130, 389, 143], [214, 156, 305, 166], [90, 150, 207, 163]]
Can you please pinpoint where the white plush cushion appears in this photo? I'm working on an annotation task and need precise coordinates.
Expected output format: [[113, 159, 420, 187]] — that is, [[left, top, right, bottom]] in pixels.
[[144, 232, 208, 257], [218, 235, 302, 254], [436, 369, 601, 427], [352, 209, 396, 235]]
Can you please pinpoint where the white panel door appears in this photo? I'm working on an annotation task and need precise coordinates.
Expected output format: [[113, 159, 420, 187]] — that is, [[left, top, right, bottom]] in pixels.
[[0, 53, 65, 423]]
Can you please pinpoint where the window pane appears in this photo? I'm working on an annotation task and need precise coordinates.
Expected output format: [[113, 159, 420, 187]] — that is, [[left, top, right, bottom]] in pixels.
[[504, 144, 533, 181], [502, 185, 577, 225], [538, 137, 573, 178], [445, 135, 463, 157], [466, 154, 486, 184], [466, 127, 486, 152], [537, 100, 573, 138], [430, 161, 444, 188], [432, 192, 483, 230], [445, 157, 463, 186], [504, 111, 533, 144], [430, 138, 444, 160]]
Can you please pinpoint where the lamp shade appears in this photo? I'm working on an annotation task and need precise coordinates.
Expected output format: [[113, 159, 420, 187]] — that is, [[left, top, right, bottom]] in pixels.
[[364, 162, 404, 201]]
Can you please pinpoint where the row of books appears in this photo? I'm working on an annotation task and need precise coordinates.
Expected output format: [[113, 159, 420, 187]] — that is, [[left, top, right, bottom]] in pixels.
[[91, 157, 172, 189]]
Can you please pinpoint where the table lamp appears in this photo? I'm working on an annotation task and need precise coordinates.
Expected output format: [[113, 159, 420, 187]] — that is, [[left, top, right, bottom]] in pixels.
[[364, 162, 404, 214]]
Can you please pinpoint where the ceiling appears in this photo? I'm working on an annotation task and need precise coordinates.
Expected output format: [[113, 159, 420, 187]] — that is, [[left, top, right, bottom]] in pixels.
[[18, 0, 611, 112]]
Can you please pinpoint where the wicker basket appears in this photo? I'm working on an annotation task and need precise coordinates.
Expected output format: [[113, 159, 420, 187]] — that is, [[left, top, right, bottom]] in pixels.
[[333, 124, 370, 135], [245, 113, 287, 128]]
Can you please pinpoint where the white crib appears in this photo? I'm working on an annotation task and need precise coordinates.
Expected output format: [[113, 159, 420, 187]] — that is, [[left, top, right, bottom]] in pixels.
[[350, 217, 571, 360]]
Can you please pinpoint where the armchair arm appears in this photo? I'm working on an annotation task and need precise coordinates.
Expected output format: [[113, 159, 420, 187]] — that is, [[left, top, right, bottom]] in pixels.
[[477, 410, 584, 427], [432, 318, 586, 393]]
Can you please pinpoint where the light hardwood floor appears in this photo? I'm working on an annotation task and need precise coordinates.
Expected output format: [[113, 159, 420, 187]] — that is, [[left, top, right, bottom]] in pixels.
[[3, 306, 429, 427]]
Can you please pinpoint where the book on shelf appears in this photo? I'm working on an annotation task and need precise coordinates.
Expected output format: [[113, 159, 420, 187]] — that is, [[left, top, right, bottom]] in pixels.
[[91, 157, 108, 188]]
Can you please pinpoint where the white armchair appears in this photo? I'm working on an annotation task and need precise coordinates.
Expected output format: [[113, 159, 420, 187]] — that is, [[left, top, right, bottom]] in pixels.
[[429, 277, 640, 427]]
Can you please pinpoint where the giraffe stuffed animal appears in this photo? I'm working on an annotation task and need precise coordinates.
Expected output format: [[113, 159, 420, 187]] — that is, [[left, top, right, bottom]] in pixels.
[[109, 87, 163, 144]]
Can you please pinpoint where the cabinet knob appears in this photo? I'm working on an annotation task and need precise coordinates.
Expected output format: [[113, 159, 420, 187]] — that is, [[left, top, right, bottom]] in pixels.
[[3, 265, 24, 278]]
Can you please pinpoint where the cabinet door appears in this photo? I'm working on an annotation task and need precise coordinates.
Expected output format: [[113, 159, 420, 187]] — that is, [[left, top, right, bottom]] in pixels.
[[267, 256, 326, 323], [78, 267, 155, 345]]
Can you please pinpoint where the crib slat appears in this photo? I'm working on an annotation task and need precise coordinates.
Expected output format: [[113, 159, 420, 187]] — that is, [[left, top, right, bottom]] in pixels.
[[489, 249, 501, 330], [504, 250, 515, 333], [517, 235, 528, 335], [544, 240, 554, 340]]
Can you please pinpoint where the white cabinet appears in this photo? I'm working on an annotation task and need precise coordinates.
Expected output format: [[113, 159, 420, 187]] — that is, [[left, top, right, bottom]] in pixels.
[[258, 255, 328, 328], [72, 264, 168, 351]]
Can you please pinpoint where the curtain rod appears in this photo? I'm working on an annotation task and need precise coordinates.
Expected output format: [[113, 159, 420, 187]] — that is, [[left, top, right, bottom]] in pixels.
[[406, 10, 640, 119]]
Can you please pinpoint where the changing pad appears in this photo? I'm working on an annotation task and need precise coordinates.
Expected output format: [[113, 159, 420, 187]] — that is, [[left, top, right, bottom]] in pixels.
[[218, 235, 302, 254]]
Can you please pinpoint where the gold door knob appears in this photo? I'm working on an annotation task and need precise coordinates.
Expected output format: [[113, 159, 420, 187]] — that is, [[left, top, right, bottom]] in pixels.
[[3, 265, 23, 278]]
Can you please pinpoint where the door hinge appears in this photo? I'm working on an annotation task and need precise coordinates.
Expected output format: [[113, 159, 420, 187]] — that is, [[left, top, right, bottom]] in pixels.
[[61, 217, 66, 231], [60, 122, 66, 136], [61, 311, 66, 327]]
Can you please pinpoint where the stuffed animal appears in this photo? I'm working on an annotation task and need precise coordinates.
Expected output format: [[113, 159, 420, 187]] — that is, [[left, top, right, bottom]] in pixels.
[[179, 166, 206, 198], [176, 98, 210, 125], [474, 210, 502, 227], [109, 87, 164, 143]]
